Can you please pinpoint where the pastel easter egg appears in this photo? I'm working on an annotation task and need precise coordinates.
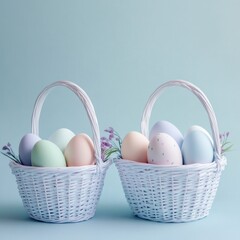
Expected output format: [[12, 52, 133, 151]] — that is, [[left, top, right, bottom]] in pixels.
[[187, 125, 214, 146], [147, 133, 183, 165], [19, 133, 41, 166], [182, 128, 214, 165], [149, 120, 183, 147], [31, 140, 66, 167], [121, 131, 149, 163], [64, 133, 95, 167], [49, 128, 75, 152]]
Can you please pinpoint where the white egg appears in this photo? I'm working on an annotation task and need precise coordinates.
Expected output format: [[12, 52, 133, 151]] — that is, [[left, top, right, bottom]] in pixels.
[[49, 128, 75, 152], [147, 133, 183, 165]]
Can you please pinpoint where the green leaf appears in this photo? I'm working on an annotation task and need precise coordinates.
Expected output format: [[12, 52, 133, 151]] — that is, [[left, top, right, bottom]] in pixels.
[[222, 144, 233, 152]]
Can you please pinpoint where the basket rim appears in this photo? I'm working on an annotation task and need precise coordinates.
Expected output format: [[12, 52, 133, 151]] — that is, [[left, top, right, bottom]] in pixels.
[[9, 159, 112, 173], [114, 156, 227, 171]]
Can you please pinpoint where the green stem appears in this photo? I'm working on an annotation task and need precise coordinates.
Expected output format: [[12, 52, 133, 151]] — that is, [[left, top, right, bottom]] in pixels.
[[1, 152, 20, 163]]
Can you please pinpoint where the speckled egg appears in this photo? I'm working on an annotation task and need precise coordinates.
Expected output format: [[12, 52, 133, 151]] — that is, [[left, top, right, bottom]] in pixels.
[[121, 131, 149, 163], [147, 133, 183, 165], [149, 120, 184, 147]]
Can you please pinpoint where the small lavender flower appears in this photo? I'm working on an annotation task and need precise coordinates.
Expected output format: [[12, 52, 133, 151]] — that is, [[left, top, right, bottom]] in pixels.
[[101, 127, 122, 161], [104, 127, 114, 134], [219, 134, 222, 141], [109, 133, 114, 140], [2, 145, 9, 151], [106, 142, 112, 147], [101, 137, 108, 141], [1, 143, 22, 164], [220, 132, 233, 154]]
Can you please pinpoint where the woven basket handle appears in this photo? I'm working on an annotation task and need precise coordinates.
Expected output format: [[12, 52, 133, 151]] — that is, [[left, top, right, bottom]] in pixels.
[[31, 80, 103, 168], [141, 80, 221, 159]]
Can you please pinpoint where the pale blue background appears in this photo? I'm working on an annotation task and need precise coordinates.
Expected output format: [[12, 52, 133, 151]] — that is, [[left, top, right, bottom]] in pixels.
[[0, 0, 239, 239]]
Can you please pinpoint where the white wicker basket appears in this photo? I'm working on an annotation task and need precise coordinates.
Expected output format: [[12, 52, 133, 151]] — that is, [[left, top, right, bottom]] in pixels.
[[10, 81, 111, 223], [115, 80, 227, 222]]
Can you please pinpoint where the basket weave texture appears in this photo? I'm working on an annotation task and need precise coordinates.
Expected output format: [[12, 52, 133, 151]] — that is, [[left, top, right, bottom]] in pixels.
[[10, 81, 111, 223], [115, 80, 227, 222]]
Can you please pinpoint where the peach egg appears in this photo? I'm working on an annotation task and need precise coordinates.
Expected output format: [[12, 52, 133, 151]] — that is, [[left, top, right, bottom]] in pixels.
[[121, 131, 149, 163], [64, 133, 95, 167]]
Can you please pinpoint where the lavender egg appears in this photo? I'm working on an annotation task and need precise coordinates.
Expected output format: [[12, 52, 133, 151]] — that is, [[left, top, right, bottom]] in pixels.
[[149, 120, 184, 147], [19, 133, 41, 166]]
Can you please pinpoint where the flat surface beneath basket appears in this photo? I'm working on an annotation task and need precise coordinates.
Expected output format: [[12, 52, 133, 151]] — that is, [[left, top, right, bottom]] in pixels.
[[0, 165, 239, 240], [0, 195, 239, 240]]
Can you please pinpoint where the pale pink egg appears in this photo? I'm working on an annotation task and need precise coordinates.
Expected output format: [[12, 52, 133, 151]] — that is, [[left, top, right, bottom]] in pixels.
[[121, 131, 149, 163], [64, 133, 95, 167], [147, 133, 182, 166]]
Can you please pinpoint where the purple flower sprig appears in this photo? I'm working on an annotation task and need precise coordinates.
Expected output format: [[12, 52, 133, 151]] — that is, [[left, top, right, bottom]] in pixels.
[[220, 132, 233, 155], [101, 127, 122, 161], [1, 143, 22, 164]]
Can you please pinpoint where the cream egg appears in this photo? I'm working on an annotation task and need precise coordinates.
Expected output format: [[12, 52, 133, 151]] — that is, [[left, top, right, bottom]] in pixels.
[[147, 133, 182, 166], [121, 131, 149, 163], [64, 133, 95, 167], [49, 128, 75, 152]]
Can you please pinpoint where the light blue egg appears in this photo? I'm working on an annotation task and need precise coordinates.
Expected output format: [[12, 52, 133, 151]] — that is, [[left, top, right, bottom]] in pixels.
[[182, 130, 214, 164]]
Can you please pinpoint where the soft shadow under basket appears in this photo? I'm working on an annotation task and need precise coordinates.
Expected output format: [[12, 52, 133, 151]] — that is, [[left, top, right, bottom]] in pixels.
[[115, 80, 227, 222], [10, 81, 111, 223]]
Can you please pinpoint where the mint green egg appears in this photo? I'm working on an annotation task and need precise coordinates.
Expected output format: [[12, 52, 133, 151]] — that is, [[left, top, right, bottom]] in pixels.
[[31, 140, 66, 167]]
